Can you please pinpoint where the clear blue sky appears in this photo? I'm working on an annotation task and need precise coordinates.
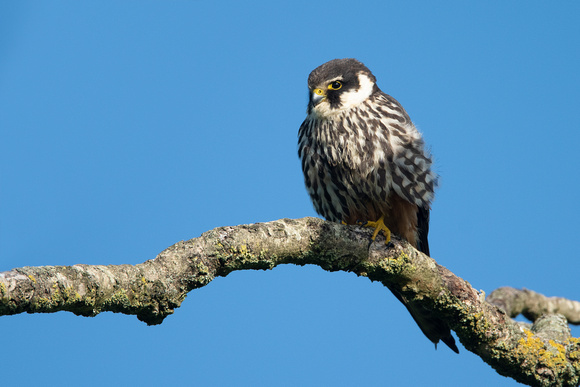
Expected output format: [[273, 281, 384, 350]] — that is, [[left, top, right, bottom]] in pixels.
[[1, 2, 579, 386]]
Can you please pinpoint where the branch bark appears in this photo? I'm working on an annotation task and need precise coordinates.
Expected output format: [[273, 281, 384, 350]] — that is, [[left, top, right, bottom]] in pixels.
[[1, 217, 578, 386], [488, 287, 580, 325]]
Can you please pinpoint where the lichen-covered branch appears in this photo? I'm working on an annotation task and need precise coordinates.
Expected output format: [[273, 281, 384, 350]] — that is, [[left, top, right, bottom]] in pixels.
[[488, 287, 580, 325], [0, 217, 579, 386]]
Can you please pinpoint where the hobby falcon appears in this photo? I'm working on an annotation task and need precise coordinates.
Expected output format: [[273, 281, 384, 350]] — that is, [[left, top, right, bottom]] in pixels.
[[298, 58, 458, 353]]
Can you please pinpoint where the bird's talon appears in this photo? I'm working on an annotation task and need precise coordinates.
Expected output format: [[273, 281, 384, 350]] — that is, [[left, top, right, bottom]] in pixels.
[[363, 216, 391, 244]]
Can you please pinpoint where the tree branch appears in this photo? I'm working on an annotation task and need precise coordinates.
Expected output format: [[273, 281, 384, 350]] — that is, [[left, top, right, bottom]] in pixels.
[[488, 287, 580, 325], [1, 217, 578, 386]]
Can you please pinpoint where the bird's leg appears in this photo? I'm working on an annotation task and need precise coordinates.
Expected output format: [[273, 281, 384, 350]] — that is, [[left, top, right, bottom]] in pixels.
[[363, 215, 391, 244]]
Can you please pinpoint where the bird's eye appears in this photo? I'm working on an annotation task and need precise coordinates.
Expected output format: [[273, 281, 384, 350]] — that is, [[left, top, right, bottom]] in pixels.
[[328, 81, 342, 90]]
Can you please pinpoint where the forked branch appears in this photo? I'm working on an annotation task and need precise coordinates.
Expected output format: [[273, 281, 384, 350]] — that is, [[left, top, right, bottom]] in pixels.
[[0, 217, 578, 386]]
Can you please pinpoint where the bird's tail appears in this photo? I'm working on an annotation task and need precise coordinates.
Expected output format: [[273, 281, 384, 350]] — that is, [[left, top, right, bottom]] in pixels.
[[396, 206, 459, 353], [389, 286, 459, 353]]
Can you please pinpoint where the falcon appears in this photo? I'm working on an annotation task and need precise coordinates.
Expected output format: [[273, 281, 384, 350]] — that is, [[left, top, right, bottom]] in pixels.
[[298, 58, 458, 353]]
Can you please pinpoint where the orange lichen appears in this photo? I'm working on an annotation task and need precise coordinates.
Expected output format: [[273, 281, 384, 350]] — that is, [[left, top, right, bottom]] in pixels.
[[515, 329, 572, 380]]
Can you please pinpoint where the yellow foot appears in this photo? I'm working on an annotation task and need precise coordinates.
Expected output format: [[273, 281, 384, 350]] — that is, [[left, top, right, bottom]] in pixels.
[[363, 216, 391, 244]]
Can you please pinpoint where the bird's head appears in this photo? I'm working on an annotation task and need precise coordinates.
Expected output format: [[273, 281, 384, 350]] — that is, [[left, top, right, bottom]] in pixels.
[[306, 58, 379, 118]]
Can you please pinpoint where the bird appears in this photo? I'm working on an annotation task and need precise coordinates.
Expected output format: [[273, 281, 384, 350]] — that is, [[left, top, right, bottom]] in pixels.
[[298, 58, 459, 353]]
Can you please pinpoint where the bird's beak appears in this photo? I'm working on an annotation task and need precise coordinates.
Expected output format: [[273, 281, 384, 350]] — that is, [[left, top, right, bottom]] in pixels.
[[309, 88, 326, 107]]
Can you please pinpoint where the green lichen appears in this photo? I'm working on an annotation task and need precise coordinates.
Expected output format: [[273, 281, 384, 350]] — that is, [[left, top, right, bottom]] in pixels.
[[31, 296, 52, 310], [62, 286, 82, 304], [216, 240, 276, 273], [108, 289, 131, 309], [463, 310, 491, 333], [51, 282, 63, 303], [381, 251, 414, 276]]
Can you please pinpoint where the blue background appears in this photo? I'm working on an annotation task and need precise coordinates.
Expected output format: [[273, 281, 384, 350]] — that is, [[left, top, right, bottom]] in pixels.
[[1, 2, 579, 386]]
